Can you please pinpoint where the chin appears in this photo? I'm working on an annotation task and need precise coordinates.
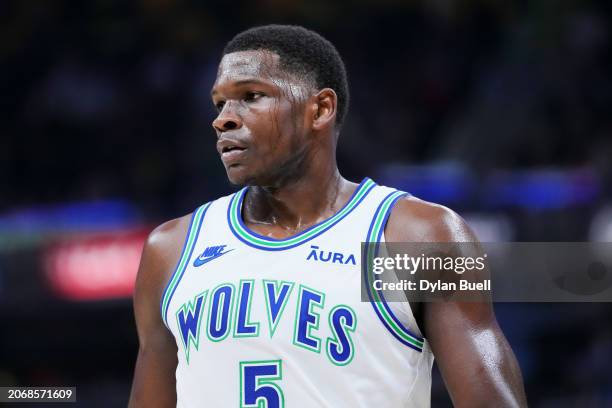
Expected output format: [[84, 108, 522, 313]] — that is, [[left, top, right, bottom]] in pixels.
[[225, 165, 258, 186], [225, 161, 289, 187]]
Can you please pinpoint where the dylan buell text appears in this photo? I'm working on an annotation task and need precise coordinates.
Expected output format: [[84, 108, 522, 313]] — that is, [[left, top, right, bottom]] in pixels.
[[371, 279, 491, 292], [369, 253, 491, 294]]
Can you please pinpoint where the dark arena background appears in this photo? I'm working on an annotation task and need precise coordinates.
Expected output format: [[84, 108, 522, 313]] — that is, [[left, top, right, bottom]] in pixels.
[[2, 1, 612, 406]]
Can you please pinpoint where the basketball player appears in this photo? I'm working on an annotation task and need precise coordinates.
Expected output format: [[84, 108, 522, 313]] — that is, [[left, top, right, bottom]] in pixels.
[[129, 25, 527, 407]]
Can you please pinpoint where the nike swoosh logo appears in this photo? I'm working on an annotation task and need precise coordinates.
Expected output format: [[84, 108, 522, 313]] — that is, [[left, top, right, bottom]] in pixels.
[[193, 249, 234, 267]]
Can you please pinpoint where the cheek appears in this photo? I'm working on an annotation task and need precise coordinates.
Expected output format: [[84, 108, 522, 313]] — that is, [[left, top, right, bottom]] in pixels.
[[253, 105, 296, 152]]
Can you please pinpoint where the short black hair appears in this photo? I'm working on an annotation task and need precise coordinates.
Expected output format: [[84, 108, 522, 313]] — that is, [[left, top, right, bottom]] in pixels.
[[223, 24, 349, 128]]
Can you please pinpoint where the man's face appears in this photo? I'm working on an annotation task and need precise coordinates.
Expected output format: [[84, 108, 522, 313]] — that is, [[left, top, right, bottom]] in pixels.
[[211, 50, 312, 186]]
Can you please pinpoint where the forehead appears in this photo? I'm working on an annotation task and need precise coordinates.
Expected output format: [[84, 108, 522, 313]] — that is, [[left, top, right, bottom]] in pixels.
[[214, 50, 282, 85]]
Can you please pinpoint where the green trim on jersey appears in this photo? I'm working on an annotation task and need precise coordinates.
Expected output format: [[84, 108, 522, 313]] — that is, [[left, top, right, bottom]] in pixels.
[[228, 178, 376, 250], [366, 190, 424, 350], [161, 202, 210, 328]]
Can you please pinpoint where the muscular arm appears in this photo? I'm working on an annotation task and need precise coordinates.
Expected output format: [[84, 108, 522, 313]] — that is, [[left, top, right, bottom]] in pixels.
[[128, 215, 192, 408], [385, 197, 527, 407]]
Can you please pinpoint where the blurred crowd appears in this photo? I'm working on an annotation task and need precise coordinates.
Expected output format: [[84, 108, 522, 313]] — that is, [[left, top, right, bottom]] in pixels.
[[2, 0, 612, 406], [4, 1, 611, 215]]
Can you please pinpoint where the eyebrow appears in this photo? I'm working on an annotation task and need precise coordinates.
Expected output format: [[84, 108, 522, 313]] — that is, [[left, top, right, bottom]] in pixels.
[[210, 78, 269, 96]]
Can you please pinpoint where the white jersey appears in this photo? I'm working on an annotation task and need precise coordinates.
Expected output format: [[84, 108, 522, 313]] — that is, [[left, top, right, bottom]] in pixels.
[[161, 178, 434, 407]]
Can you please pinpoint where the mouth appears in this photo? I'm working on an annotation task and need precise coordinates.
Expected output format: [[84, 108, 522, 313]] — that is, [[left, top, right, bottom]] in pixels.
[[221, 145, 246, 154], [219, 143, 248, 164]]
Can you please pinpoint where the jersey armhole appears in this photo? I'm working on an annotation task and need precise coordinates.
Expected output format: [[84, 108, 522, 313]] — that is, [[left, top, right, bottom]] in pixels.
[[159, 202, 212, 329], [364, 189, 426, 352], [381, 228, 426, 341]]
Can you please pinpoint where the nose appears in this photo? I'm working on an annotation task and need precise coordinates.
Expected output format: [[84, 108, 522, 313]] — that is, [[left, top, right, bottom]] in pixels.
[[212, 102, 243, 133]]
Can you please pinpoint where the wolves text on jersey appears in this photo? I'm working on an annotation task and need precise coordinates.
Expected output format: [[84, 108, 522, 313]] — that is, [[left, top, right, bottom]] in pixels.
[[174, 279, 357, 366]]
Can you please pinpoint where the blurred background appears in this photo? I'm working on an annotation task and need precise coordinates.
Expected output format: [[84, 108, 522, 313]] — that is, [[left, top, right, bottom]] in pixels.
[[2, 0, 612, 406]]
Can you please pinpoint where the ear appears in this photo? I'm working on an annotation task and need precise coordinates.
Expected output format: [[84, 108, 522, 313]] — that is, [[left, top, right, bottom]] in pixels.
[[310, 88, 337, 131]]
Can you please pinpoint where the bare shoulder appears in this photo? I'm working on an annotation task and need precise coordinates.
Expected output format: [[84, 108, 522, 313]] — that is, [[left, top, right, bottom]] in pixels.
[[129, 214, 192, 407], [144, 213, 193, 265], [383, 196, 527, 406], [135, 213, 194, 309], [384, 195, 476, 243]]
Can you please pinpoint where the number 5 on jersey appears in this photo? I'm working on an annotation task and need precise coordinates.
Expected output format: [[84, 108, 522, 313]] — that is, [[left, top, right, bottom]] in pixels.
[[240, 360, 284, 408]]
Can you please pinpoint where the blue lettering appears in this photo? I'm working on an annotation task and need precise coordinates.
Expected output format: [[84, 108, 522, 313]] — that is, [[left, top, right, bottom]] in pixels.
[[332, 252, 344, 264], [208, 284, 234, 341], [327, 306, 356, 365], [295, 286, 324, 351], [344, 254, 356, 265], [203, 245, 222, 257], [264, 280, 294, 337], [235, 280, 258, 336], [319, 251, 331, 262], [306, 245, 319, 261], [177, 294, 205, 348]]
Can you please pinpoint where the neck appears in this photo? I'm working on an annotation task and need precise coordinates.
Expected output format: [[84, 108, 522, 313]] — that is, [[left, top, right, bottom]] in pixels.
[[242, 162, 355, 237]]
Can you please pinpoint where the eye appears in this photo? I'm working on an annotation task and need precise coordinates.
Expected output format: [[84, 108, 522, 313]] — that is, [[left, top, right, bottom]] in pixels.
[[244, 92, 263, 102], [215, 100, 225, 112]]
